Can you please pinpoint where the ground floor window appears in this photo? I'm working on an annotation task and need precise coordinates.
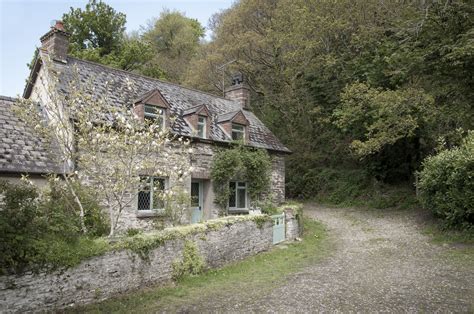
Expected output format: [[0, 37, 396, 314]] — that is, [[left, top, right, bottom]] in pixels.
[[229, 181, 247, 209], [138, 176, 166, 211]]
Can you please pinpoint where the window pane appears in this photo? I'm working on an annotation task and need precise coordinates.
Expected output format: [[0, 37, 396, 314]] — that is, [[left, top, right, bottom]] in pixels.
[[138, 191, 151, 210], [191, 182, 200, 207], [144, 105, 155, 114], [229, 182, 236, 208], [232, 124, 244, 132], [238, 182, 246, 187], [237, 188, 246, 208], [198, 123, 205, 138], [232, 131, 243, 141]]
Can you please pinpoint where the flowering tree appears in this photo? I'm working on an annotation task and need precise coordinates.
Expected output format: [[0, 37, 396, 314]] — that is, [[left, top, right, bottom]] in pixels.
[[15, 57, 192, 236]]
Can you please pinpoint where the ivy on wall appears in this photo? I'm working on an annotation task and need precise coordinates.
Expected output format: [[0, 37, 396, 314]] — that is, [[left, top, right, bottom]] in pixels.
[[211, 145, 272, 215]]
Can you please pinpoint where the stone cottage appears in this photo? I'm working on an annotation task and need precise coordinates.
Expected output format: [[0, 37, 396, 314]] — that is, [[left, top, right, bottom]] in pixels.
[[3, 21, 290, 230]]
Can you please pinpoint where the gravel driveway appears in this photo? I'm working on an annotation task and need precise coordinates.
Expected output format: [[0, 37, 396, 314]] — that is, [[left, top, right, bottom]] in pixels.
[[179, 205, 473, 313]]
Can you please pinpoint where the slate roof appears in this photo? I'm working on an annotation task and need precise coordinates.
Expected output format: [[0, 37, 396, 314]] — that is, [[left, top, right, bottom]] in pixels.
[[0, 96, 63, 174], [216, 110, 243, 123], [26, 54, 291, 153]]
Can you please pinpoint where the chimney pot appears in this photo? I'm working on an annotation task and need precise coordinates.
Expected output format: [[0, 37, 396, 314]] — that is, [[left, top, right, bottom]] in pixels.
[[54, 20, 65, 31]]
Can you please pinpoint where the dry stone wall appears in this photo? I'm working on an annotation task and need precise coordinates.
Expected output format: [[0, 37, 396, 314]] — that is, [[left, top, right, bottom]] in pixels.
[[0, 218, 274, 313]]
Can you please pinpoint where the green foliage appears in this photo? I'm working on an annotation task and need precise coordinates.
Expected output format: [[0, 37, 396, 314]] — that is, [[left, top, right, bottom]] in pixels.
[[172, 241, 205, 280], [0, 179, 108, 274], [143, 9, 205, 82], [126, 228, 142, 237], [63, 0, 126, 56], [183, 0, 473, 201], [0, 180, 43, 274], [211, 145, 271, 214], [417, 132, 474, 229], [334, 83, 434, 157]]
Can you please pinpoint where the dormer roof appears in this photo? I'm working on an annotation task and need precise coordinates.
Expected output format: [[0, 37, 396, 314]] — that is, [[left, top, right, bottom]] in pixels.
[[183, 104, 210, 117], [134, 88, 170, 109]]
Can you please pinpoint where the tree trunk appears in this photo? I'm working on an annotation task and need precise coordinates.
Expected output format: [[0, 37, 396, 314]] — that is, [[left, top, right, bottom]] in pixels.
[[63, 174, 88, 234]]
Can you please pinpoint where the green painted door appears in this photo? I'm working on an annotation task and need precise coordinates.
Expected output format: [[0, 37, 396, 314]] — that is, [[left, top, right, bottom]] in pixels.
[[272, 213, 285, 244], [191, 181, 203, 223]]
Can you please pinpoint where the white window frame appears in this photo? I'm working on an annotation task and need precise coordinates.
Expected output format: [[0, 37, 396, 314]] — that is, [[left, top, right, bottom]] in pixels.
[[197, 116, 206, 138], [228, 181, 248, 211], [144, 104, 165, 131], [231, 123, 245, 141], [137, 176, 167, 215]]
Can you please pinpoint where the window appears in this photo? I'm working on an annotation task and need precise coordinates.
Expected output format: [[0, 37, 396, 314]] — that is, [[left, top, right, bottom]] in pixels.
[[144, 104, 165, 130], [197, 116, 206, 138], [229, 181, 247, 209], [138, 176, 165, 211], [231, 123, 245, 141]]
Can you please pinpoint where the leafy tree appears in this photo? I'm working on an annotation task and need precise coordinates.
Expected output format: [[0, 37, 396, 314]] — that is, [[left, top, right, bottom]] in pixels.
[[184, 0, 473, 198], [143, 9, 205, 82], [63, 0, 126, 56], [62, 1, 153, 73]]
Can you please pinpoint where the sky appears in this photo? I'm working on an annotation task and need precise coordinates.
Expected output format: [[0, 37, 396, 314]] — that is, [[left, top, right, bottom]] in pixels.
[[0, 0, 234, 98]]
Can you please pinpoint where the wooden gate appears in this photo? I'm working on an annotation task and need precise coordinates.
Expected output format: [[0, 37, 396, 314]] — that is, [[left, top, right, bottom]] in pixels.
[[272, 213, 285, 244]]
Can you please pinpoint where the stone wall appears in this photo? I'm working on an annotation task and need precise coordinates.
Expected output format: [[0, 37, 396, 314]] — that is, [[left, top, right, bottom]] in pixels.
[[270, 154, 286, 204], [0, 217, 274, 313]]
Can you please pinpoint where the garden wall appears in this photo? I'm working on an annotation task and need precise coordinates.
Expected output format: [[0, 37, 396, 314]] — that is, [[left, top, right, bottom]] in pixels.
[[0, 216, 278, 312]]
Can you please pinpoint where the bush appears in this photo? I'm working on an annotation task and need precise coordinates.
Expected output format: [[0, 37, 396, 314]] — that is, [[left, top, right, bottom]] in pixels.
[[45, 178, 109, 237], [0, 180, 45, 274], [418, 132, 474, 229], [172, 240, 205, 280], [0, 178, 109, 274]]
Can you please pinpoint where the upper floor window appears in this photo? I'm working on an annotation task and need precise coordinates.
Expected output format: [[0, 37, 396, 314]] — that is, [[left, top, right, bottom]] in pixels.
[[197, 116, 206, 138], [138, 176, 166, 211], [231, 123, 245, 141], [144, 104, 165, 130]]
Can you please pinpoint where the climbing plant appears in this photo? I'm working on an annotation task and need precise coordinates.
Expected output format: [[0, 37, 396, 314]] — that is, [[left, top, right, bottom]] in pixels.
[[211, 145, 272, 215]]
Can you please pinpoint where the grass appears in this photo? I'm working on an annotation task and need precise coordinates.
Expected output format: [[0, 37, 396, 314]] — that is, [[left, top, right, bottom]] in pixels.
[[70, 218, 329, 313], [422, 224, 474, 246]]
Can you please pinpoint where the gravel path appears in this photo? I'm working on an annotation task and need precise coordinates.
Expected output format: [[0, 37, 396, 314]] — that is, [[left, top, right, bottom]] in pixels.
[[180, 205, 474, 313]]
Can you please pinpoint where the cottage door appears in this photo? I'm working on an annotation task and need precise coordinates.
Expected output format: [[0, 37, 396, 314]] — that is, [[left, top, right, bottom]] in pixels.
[[191, 181, 203, 223]]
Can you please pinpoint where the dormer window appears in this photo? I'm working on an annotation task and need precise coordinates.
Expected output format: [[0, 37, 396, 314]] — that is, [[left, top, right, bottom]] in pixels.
[[231, 123, 245, 141], [144, 104, 165, 130], [197, 116, 207, 138]]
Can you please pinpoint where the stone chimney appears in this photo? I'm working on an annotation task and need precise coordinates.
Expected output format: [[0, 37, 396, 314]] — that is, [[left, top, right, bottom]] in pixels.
[[225, 73, 250, 110], [40, 20, 70, 62]]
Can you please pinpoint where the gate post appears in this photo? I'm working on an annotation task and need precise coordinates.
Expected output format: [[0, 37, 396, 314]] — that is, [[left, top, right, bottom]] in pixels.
[[284, 207, 299, 241]]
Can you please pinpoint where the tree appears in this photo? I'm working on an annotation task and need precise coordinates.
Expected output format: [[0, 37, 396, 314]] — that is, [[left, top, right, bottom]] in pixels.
[[334, 83, 435, 157], [142, 10, 205, 82], [184, 0, 473, 197], [62, 0, 153, 73], [15, 58, 192, 236], [63, 0, 126, 56]]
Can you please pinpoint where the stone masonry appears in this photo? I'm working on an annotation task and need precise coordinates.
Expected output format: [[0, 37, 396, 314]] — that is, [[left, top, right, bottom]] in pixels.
[[0, 219, 273, 312]]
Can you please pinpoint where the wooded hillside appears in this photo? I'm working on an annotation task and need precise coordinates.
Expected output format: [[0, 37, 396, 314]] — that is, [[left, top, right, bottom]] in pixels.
[[59, 0, 473, 215]]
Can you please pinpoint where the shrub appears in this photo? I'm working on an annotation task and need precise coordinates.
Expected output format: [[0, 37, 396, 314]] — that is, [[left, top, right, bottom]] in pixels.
[[0, 178, 109, 274], [45, 178, 109, 237], [172, 240, 205, 280], [0, 179, 45, 274], [417, 132, 474, 229]]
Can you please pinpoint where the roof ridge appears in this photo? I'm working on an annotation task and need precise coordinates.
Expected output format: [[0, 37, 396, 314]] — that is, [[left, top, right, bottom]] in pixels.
[[66, 56, 234, 102], [0, 95, 17, 102]]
